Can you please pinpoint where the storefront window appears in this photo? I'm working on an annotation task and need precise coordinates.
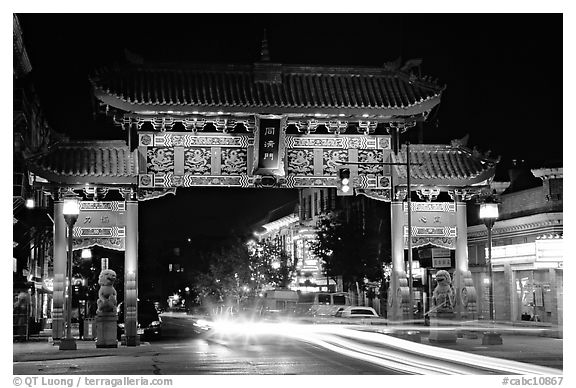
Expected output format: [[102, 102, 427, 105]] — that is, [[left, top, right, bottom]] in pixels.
[[515, 270, 552, 323]]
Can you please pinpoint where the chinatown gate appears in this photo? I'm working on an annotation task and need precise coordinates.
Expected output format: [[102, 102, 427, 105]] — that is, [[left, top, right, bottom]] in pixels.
[[29, 56, 497, 345]]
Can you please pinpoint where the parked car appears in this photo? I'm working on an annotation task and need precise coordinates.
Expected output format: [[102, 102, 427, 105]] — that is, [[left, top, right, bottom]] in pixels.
[[334, 306, 380, 318], [117, 300, 162, 341]]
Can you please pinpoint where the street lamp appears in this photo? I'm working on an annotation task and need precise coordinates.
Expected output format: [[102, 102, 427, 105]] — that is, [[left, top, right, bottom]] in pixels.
[[60, 197, 80, 350], [479, 199, 503, 345]]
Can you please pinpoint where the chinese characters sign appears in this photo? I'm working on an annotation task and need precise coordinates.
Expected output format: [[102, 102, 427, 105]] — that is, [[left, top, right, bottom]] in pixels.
[[253, 116, 285, 176], [403, 202, 457, 250], [432, 248, 452, 268], [72, 201, 127, 251]]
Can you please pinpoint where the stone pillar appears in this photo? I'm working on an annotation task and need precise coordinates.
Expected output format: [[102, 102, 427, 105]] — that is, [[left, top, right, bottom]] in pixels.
[[52, 200, 66, 340], [124, 200, 139, 346], [428, 311, 458, 343], [453, 201, 477, 320], [96, 312, 118, 348], [388, 201, 410, 321]]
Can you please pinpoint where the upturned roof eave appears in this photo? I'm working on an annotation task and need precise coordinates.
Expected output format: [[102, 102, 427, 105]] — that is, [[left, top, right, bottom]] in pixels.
[[27, 165, 138, 186], [393, 166, 497, 188], [93, 87, 442, 118], [26, 140, 139, 186]]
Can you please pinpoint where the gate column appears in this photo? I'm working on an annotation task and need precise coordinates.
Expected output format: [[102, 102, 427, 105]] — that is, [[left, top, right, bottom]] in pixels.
[[124, 199, 139, 346], [388, 201, 410, 321], [52, 199, 66, 340], [453, 199, 477, 320]]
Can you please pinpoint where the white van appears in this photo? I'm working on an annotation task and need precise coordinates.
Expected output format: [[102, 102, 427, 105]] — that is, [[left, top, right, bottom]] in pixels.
[[297, 292, 351, 316], [260, 289, 299, 315]]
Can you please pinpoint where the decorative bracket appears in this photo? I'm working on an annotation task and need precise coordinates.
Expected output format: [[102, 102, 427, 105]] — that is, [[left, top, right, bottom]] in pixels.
[[82, 187, 110, 201], [327, 120, 348, 135], [416, 187, 441, 202], [386, 120, 417, 134], [357, 121, 378, 135], [120, 187, 137, 201], [151, 116, 175, 132], [448, 188, 482, 202], [394, 187, 408, 201]]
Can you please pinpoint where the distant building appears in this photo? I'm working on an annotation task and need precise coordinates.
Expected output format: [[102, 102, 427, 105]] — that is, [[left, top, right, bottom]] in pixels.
[[467, 164, 563, 331], [251, 201, 302, 288], [296, 188, 338, 291], [253, 188, 390, 301], [13, 15, 59, 339]]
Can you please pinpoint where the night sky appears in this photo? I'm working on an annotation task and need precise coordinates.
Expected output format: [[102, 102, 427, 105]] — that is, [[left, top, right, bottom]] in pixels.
[[16, 13, 563, 242]]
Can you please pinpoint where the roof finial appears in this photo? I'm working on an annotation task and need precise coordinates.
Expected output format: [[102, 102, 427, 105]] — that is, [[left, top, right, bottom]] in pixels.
[[260, 29, 270, 62]]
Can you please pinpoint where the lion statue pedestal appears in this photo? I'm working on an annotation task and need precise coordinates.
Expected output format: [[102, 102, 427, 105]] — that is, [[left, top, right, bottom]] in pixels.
[[428, 270, 457, 343], [95, 269, 118, 348]]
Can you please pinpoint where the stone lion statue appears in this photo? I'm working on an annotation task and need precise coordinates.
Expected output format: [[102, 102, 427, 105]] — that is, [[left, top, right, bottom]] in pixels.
[[97, 269, 117, 314], [432, 270, 455, 313]]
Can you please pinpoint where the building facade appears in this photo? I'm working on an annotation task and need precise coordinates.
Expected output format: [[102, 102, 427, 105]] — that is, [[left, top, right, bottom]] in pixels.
[[467, 166, 563, 333], [13, 15, 59, 339]]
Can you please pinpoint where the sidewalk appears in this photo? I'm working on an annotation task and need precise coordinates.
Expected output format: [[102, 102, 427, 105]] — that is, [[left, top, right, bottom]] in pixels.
[[13, 339, 153, 363], [420, 332, 563, 370]]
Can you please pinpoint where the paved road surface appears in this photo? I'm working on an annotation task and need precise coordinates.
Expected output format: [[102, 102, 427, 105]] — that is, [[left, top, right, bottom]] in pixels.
[[14, 316, 398, 374], [13, 314, 562, 375]]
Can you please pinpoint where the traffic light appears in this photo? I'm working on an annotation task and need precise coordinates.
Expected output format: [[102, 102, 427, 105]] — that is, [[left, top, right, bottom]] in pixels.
[[337, 167, 353, 196]]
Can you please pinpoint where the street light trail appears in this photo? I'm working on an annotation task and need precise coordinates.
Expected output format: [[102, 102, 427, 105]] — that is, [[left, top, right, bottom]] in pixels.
[[204, 321, 562, 375], [301, 325, 562, 375]]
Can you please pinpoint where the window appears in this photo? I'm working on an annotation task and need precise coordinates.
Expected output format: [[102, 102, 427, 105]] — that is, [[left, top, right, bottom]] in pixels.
[[298, 293, 315, 304], [169, 264, 184, 272], [351, 309, 376, 315], [332, 294, 347, 305]]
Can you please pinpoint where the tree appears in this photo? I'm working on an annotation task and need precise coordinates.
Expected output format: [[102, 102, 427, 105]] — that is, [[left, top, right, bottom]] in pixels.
[[310, 205, 390, 292], [192, 237, 252, 307], [247, 239, 297, 290]]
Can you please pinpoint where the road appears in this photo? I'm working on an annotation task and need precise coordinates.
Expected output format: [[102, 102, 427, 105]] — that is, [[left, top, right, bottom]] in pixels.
[[13, 314, 562, 375], [14, 315, 396, 375]]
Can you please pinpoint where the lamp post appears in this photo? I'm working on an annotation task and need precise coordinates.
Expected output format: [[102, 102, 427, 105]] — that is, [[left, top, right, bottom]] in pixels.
[[406, 142, 414, 321], [60, 197, 79, 350], [479, 199, 503, 345]]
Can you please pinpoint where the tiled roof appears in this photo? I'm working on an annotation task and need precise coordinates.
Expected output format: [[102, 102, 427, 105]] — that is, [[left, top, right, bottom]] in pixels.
[[28, 141, 137, 185], [90, 63, 443, 117], [266, 201, 299, 222], [391, 144, 497, 186], [13, 15, 32, 77]]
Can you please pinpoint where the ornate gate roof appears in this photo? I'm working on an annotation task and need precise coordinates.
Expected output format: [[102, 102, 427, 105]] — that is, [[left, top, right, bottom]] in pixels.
[[28, 140, 137, 185], [90, 63, 443, 117], [391, 143, 498, 187]]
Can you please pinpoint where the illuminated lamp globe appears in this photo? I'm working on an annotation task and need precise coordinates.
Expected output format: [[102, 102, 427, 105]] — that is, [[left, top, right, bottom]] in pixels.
[[479, 202, 499, 220], [63, 198, 80, 216]]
